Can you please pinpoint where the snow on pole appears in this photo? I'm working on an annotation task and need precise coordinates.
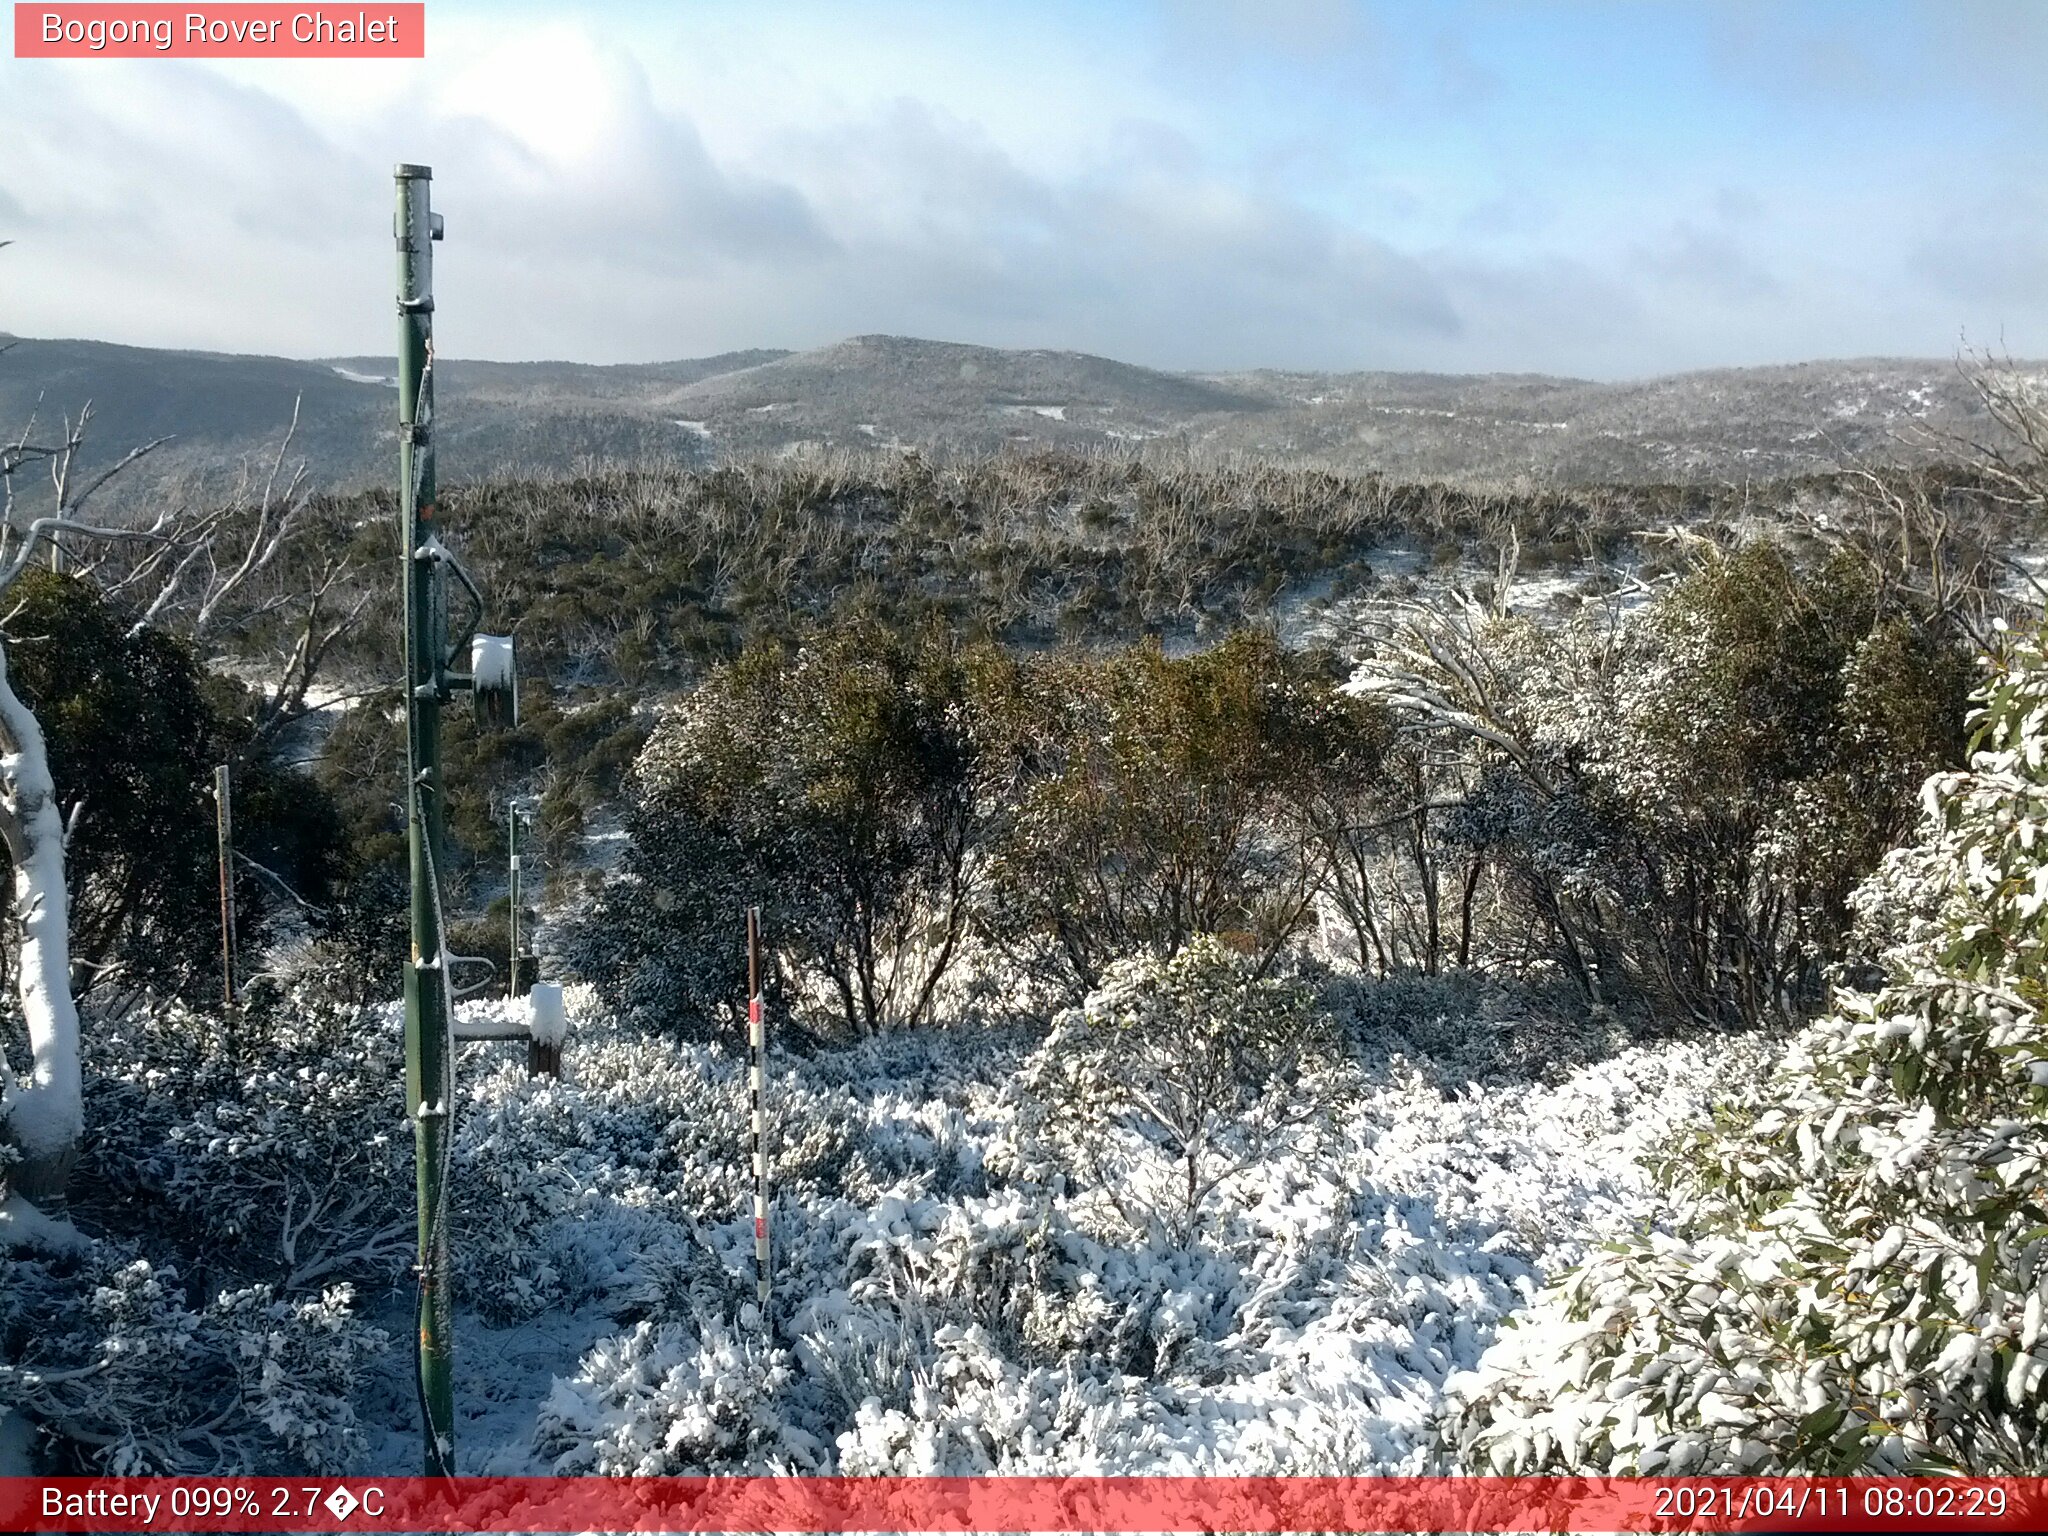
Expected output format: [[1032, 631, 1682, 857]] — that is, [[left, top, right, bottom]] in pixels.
[[747, 906, 770, 1319], [470, 634, 518, 732], [526, 981, 565, 1079], [507, 798, 521, 1003]]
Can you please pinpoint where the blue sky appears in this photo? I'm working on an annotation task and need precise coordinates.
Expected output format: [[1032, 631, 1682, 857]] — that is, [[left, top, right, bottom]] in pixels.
[[1, 0, 2042, 376]]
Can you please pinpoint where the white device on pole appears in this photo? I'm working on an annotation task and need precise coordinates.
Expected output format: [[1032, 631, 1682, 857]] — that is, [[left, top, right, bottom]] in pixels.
[[471, 633, 518, 731]]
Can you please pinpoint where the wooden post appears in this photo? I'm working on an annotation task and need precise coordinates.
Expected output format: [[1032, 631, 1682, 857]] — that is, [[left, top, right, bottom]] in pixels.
[[214, 764, 236, 1008], [507, 799, 522, 1001], [748, 906, 770, 1318]]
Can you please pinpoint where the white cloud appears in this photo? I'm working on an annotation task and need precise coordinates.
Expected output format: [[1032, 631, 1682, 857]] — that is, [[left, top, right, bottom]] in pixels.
[[0, 3, 2042, 376]]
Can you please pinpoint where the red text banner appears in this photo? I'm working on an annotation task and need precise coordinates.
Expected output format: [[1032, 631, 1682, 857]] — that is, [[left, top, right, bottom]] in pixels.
[[14, 5, 424, 58], [4, 1475, 2047, 1533]]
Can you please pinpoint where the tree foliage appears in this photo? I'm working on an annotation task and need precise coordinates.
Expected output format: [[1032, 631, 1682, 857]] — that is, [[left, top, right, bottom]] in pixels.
[[569, 620, 1004, 1038], [1352, 543, 1973, 1029], [0, 572, 346, 1001], [984, 631, 1388, 996]]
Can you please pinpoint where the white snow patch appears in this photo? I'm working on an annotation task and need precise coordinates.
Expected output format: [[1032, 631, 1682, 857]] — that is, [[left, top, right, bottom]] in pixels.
[[330, 365, 398, 387], [0, 1192, 90, 1252]]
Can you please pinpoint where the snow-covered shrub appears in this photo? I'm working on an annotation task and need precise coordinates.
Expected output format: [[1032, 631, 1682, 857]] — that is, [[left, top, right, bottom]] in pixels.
[[76, 987, 413, 1289], [1445, 623, 2048, 1474], [796, 1040, 1737, 1474], [448, 1025, 871, 1323], [828, 1320, 1139, 1475], [1352, 544, 1972, 1030], [450, 1061, 720, 1324], [534, 1318, 822, 1473], [781, 1194, 1237, 1473], [796, 1295, 941, 1422], [0, 1243, 385, 1473], [1012, 938, 1336, 1242], [520, 1002, 1738, 1478]]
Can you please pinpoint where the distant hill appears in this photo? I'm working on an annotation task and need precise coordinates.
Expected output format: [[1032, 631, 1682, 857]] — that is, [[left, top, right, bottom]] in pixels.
[[0, 331, 2021, 508]]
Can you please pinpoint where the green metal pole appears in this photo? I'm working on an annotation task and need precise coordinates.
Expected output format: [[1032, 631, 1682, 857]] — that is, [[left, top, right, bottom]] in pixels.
[[396, 162, 455, 1477]]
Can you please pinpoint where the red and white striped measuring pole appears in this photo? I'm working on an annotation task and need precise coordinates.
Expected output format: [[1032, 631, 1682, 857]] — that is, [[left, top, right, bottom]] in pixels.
[[746, 906, 771, 1317]]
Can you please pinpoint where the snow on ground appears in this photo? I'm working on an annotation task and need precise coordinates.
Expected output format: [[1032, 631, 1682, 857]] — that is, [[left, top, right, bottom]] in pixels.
[[2001, 541, 2048, 602], [356, 1290, 620, 1475], [0, 1408, 35, 1476], [330, 365, 398, 387], [1282, 559, 1608, 654], [341, 991, 1759, 1476]]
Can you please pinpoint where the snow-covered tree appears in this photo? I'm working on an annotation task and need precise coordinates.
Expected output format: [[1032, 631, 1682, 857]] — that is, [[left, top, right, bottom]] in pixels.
[[1445, 619, 2048, 1473], [0, 401, 180, 1226]]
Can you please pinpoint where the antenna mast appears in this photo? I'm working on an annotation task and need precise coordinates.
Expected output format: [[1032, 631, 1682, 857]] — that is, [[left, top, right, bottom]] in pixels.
[[396, 162, 456, 1477]]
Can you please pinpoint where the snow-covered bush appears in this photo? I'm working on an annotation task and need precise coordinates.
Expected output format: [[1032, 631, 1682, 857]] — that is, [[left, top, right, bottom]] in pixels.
[[1446, 622, 2048, 1474], [502, 972, 1740, 1479], [447, 1022, 883, 1323], [1351, 544, 1972, 1030], [0, 1243, 385, 1473], [78, 988, 413, 1290], [771, 1033, 1744, 1475], [534, 1318, 821, 1473], [1012, 938, 1336, 1242]]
